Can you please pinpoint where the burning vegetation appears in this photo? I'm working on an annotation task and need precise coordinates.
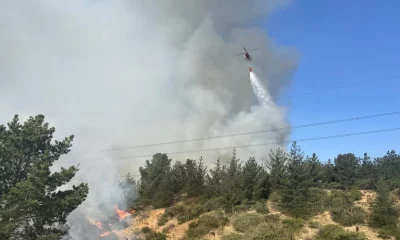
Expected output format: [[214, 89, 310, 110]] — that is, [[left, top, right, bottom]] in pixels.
[[86, 204, 134, 239]]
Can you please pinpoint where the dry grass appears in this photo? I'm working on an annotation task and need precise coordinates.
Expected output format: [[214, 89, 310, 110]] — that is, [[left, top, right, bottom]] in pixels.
[[354, 190, 377, 214], [120, 190, 398, 240]]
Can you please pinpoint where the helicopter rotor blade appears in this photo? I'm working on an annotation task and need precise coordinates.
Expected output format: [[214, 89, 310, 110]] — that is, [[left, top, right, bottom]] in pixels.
[[236, 53, 246, 56]]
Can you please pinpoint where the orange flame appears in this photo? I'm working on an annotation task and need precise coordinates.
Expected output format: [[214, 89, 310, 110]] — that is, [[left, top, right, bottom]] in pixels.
[[114, 204, 132, 221], [87, 217, 103, 229]]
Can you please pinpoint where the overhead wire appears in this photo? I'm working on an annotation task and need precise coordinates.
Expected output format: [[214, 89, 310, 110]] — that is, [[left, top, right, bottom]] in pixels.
[[101, 111, 400, 152], [134, 76, 399, 124], [114, 127, 400, 159]]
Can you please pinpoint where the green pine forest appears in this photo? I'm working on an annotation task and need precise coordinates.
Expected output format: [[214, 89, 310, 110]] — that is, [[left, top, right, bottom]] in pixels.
[[1, 114, 400, 240]]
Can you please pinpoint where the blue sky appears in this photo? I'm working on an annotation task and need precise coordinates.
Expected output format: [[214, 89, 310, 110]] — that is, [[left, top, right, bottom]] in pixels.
[[266, 1, 400, 162]]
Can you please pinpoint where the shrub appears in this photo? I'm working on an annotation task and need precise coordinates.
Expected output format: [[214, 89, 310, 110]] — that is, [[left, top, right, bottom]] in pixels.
[[164, 205, 184, 218], [274, 188, 329, 219], [246, 222, 294, 240], [282, 218, 305, 231], [349, 188, 363, 201], [202, 197, 225, 212], [226, 216, 299, 240], [315, 224, 366, 240], [232, 213, 264, 233], [308, 220, 321, 229], [144, 231, 167, 240], [186, 210, 229, 239], [264, 214, 280, 223], [268, 192, 282, 203], [158, 213, 169, 226], [377, 229, 393, 239], [254, 201, 269, 214], [355, 179, 374, 190], [164, 204, 204, 224], [221, 233, 244, 240], [141, 227, 151, 233], [330, 206, 366, 226], [141, 227, 167, 240], [233, 204, 251, 213]]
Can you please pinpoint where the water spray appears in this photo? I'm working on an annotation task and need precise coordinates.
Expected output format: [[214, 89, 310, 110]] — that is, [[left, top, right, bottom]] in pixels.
[[249, 70, 272, 108]]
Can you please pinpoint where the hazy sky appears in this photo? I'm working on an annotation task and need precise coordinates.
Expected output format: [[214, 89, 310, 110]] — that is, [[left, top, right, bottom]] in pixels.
[[266, 0, 400, 161]]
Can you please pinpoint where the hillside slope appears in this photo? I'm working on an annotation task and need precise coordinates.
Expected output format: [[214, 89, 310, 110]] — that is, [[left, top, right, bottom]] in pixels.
[[121, 190, 396, 240]]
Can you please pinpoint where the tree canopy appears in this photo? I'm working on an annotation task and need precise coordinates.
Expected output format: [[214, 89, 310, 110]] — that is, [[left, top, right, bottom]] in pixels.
[[0, 114, 88, 240]]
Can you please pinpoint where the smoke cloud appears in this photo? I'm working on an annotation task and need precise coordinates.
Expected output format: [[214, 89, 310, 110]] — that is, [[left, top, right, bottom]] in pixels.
[[0, 0, 299, 238]]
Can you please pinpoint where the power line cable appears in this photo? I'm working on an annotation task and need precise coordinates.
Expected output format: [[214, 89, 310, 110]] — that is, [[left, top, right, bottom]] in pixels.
[[102, 111, 400, 152], [135, 76, 399, 124], [114, 127, 400, 159]]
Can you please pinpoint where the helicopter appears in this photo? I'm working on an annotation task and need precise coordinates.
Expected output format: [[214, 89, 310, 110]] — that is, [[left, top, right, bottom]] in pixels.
[[235, 46, 258, 63]]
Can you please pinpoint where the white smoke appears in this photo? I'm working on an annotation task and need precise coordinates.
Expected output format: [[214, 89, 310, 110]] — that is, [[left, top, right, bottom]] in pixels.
[[0, 0, 299, 238]]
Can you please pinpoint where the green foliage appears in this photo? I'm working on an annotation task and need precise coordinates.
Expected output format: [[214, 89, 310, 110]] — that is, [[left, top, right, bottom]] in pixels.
[[308, 220, 321, 229], [349, 188, 363, 201], [229, 211, 300, 239], [220, 233, 244, 240], [369, 179, 400, 238], [184, 158, 207, 197], [327, 190, 366, 226], [141, 227, 152, 233], [264, 214, 281, 223], [333, 153, 359, 189], [254, 201, 269, 214], [242, 157, 263, 200], [272, 143, 327, 219], [158, 213, 169, 226], [315, 224, 367, 240], [330, 205, 366, 226], [266, 148, 289, 191], [138, 153, 174, 208], [0, 114, 88, 240], [132, 142, 400, 239], [202, 197, 225, 212], [244, 222, 296, 239], [164, 204, 204, 224], [222, 221, 296, 240], [141, 227, 167, 240], [281, 218, 305, 231], [232, 213, 265, 233], [186, 210, 228, 239]]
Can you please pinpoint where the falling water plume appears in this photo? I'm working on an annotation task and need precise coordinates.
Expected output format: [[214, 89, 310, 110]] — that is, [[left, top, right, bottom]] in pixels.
[[250, 72, 272, 108]]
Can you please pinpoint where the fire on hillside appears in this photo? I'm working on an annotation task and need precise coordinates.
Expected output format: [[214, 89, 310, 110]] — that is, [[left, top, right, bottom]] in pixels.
[[86, 204, 135, 239]]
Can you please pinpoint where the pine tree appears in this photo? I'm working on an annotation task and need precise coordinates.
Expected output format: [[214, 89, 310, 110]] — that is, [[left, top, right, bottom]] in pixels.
[[304, 153, 324, 187], [254, 169, 271, 200], [138, 153, 172, 205], [205, 158, 226, 198], [242, 157, 262, 200], [222, 148, 244, 205], [0, 114, 88, 240], [170, 160, 186, 194], [333, 153, 359, 188], [369, 179, 399, 232], [265, 148, 289, 191], [184, 157, 207, 197], [355, 153, 376, 189], [152, 173, 174, 208]]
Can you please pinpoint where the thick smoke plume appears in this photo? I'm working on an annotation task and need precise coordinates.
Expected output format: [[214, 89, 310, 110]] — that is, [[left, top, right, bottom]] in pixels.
[[0, 0, 299, 238]]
